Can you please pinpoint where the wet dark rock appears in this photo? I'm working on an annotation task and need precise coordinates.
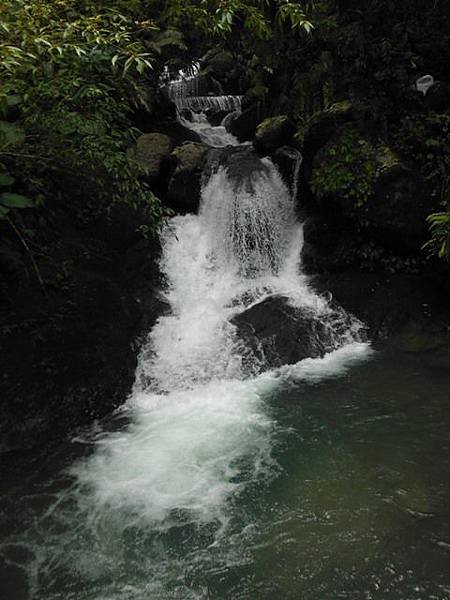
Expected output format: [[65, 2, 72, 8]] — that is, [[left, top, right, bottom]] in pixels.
[[200, 49, 243, 94], [227, 104, 263, 142], [204, 145, 267, 189], [313, 271, 450, 342], [231, 295, 357, 370], [271, 146, 302, 197], [302, 214, 364, 273], [167, 142, 209, 213], [254, 115, 295, 155], [365, 145, 429, 247]]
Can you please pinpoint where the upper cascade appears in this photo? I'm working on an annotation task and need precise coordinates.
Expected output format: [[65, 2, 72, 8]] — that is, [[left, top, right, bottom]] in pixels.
[[164, 61, 243, 147], [173, 95, 242, 113]]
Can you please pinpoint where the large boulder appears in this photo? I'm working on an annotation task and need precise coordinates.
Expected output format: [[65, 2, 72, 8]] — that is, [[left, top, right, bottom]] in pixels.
[[167, 142, 209, 213], [231, 295, 360, 371], [127, 133, 172, 180], [254, 115, 295, 155], [203, 145, 268, 189], [227, 104, 263, 142], [0, 208, 165, 464], [366, 144, 429, 245], [299, 100, 357, 158], [424, 81, 450, 112], [309, 125, 430, 252]]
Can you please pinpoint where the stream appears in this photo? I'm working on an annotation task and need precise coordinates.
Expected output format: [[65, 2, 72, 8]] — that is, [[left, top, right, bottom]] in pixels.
[[1, 75, 450, 600]]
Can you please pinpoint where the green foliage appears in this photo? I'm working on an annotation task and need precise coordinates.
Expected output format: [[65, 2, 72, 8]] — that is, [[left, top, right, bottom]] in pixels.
[[311, 127, 376, 206], [0, 167, 34, 218], [395, 113, 450, 262], [162, 0, 313, 39], [395, 113, 450, 208], [0, 0, 165, 233], [424, 212, 450, 262]]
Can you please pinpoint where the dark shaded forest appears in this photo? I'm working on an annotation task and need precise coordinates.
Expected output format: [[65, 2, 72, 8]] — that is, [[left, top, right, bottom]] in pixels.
[[1, 0, 449, 454]]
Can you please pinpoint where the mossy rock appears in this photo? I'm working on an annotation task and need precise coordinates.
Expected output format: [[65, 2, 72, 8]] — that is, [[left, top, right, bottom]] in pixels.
[[254, 115, 295, 155], [303, 100, 357, 157], [167, 142, 209, 213], [127, 133, 173, 179]]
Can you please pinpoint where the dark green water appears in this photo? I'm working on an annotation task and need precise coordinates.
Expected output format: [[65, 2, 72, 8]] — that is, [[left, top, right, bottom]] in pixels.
[[1, 347, 450, 599]]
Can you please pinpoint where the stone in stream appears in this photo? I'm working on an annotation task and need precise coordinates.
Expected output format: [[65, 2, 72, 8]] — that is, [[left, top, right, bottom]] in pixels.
[[253, 115, 295, 155], [127, 133, 173, 180], [167, 142, 209, 213], [204, 145, 269, 190], [231, 295, 360, 371]]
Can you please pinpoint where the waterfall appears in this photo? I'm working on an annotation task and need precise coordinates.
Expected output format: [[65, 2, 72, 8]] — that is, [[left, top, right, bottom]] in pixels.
[[165, 62, 243, 147], [19, 66, 372, 600], [173, 95, 242, 113]]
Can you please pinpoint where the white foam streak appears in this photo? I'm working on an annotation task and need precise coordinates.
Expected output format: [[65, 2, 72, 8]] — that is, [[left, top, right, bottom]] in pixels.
[[179, 112, 239, 147], [282, 342, 374, 382], [73, 379, 274, 528]]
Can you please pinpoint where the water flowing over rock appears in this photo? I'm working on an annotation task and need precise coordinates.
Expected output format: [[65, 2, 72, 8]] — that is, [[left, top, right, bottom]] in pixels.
[[10, 64, 372, 599], [271, 145, 303, 200], [231, 295, 363, 370]]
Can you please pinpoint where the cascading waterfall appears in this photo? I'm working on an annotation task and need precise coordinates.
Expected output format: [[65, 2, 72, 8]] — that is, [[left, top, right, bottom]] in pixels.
[[166, 62, 242, 147], [16, 66, 372, 600]]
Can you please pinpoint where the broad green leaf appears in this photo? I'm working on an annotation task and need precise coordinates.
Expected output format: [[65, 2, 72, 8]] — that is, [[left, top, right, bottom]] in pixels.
[[0, 193, 35, 208]]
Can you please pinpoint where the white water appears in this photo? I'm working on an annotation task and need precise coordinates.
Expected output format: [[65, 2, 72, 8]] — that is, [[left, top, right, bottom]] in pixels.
[[179, 112, 240, 147], [71, 113, 370, 533], [20, 77, 373, 599]]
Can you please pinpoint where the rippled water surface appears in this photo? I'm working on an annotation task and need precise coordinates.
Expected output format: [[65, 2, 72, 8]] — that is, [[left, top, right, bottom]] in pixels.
[[1, 349, 450, 599], [2, 78, 449, 600]]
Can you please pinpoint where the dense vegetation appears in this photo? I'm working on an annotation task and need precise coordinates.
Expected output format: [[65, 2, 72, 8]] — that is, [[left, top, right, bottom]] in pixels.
[[1, 0, 448, 283], [0, 0, 448, 460]]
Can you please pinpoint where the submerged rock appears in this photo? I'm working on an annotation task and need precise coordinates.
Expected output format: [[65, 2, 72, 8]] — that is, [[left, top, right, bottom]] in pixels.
[[231, 295, 359, 371]]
